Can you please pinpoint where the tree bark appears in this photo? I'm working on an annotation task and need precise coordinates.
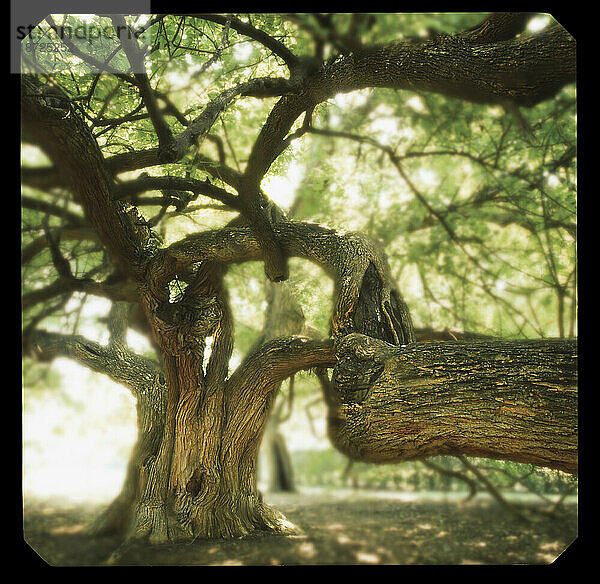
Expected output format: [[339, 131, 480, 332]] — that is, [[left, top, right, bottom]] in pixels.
[[21, 76, 144, 278], [309, 21, 575, 108], [163, 221, 415, 345], [22, 13, 577, 552], [324, 334, 577, 474]]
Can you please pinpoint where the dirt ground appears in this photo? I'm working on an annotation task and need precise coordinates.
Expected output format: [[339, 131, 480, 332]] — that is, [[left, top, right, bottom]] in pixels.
[[22, 489, 578, 566]]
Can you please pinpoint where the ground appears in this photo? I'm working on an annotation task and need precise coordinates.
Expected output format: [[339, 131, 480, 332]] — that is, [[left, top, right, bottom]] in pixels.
[[22, 489, 577, 566]]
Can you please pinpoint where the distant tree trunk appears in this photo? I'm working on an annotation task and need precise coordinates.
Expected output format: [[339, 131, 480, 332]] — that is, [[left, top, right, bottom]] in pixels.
[[257, 279, 307, 493], [323, 334, 577, 474], [263, 422, 296, 492]]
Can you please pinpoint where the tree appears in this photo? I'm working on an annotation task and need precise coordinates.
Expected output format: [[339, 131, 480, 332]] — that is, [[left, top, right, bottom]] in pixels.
[[21, 12, 576, 550]]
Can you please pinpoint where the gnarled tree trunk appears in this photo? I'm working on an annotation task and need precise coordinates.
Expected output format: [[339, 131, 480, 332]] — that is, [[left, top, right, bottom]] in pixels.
[[21, 13, 577, 555]]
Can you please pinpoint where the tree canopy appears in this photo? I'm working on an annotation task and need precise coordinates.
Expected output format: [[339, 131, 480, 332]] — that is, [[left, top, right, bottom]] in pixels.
[[22, 12, 576, 346]]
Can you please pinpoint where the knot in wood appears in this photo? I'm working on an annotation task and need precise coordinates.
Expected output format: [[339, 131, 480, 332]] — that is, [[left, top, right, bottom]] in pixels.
[[38, 85, 73, 120], [153, 296, 222, 355]]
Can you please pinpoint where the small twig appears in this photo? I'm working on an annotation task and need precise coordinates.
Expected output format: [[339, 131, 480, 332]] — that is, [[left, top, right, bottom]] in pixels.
[[457, 455, 530, 521], [421, 458, 478, 501], [41, 215, 73, 279]]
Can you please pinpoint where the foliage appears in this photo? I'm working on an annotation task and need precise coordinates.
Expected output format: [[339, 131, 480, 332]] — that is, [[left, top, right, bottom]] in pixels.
[[289, 449, 577, 497], [22, 13, 576, 346]]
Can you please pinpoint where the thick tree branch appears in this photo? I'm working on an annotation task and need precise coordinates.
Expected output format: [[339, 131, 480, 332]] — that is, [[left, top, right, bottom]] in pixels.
[[243, 14, 575, 188], [227, 337, 335, 401], [21, 75, 144, 277], [26, 329, 163, 397], [309, 19, 575, 107], [161, 221, 414, 344], [327, 333, 577, 473]]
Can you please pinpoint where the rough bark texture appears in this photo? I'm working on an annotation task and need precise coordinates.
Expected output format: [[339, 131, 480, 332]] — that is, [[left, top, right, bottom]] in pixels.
[[22, 12, 577, 551], [164, 222, 415, 345], [308, 22, 575, 108], [325, 334, 577, 474], [21, 76, 145, 278]]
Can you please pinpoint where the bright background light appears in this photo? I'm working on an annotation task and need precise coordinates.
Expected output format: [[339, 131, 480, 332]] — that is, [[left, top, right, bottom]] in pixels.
[[23, 360, 137, 503]]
